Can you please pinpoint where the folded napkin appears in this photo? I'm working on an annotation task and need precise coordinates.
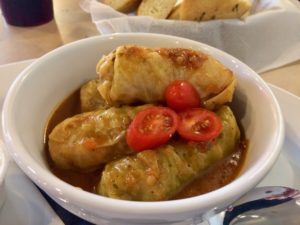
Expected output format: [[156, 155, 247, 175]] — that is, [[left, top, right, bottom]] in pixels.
[[80, 0, 300, 73]]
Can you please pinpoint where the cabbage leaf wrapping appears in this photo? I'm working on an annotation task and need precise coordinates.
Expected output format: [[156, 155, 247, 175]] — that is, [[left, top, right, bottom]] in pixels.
[[48, 105, 150, 172], [80, 79, 107, 112], [98, 106, 240, 201], [97, 45, 236, 110]]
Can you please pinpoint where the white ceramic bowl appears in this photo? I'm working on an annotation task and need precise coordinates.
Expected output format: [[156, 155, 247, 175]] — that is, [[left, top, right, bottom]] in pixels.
[[1, 33, 284, 225], [0, 140, 8, 210]]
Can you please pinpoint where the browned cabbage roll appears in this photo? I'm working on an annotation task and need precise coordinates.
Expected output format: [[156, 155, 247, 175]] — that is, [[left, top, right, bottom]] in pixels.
[[80, 79, 107, 112], [98, 106, 240, 201], [48, 105, 150, 172], [97, 45, 236, 110]]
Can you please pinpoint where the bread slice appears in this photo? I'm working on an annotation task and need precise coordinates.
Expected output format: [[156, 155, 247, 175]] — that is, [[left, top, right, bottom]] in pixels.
[[103, 0, 142, 13], [180, 0, 252, 21], [167, 4, 181, 20], [137, 0, 177, 19]]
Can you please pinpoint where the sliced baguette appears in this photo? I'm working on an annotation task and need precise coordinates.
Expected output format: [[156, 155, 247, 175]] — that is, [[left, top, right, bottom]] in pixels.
[[167, 4, 181, 20], [103, 0, 142, 13], [137, 0, 177, 19], [180, 0, 252, 21]]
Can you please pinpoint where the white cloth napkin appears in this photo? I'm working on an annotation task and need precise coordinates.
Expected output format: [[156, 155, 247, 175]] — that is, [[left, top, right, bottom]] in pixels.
[[80, 0, 300, 73]]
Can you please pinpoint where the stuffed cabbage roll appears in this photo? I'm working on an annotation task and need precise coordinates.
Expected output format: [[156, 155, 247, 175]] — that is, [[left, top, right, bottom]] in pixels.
[[80, 79, 106, 112], [98, 106, 240, 201], [48, 105, 150, 172], [97, 45, 236, 110]]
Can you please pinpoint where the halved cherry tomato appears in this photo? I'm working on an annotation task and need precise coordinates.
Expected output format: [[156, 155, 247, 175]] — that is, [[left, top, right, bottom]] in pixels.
[[126, 107, 179, 152], [177, 108, 222, 142], [164, 80, 201, 111]]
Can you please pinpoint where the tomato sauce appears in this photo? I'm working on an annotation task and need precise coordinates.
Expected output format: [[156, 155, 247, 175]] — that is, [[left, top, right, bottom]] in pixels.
[[44, 90, 248, 200]]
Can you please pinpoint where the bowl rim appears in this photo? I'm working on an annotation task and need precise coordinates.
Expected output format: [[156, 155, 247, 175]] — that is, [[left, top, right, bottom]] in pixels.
[[1, 33, 285, 218], [0, 140, 9, 185]]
